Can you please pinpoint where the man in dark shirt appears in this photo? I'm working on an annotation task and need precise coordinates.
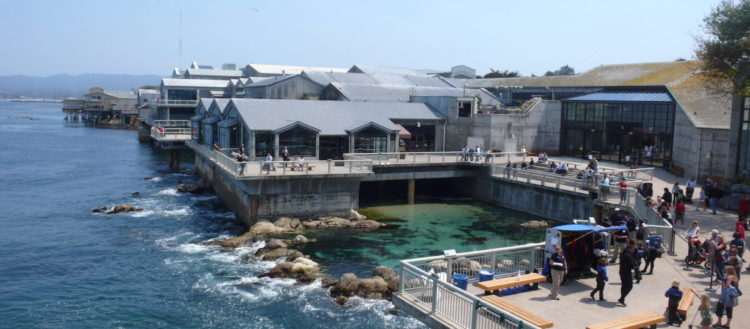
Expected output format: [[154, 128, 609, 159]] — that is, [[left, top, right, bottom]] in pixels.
[[617, 243, 637, 306]]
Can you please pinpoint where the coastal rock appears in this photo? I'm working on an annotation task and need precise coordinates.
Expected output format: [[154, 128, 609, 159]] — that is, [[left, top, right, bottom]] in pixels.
[[248, 221, 289, 235], [258, 248, 295, 261], [106, 204, 143, 214], [265, 238, 287, 250], [91, 206, 108, 213], [144, 176, 156, 181], [302, 220, 321, 229], [319, 217, 351, 227], [260, 256, 321, 283], [519, 220, 549, 228], [274, 217, 302, 230], [350, 209, 367, 220], [373, 266, 399, 292], [176, 183, 206, 194], [292, 235, 309, 244], [329, 271, 396, 305], [203, 232, 257, 250], [350, 219, 382, 229], [131, 192, 140, 197]]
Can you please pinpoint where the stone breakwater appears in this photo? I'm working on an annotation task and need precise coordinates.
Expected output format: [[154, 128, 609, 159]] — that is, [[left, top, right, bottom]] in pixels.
[[203, 214, 399, 305]]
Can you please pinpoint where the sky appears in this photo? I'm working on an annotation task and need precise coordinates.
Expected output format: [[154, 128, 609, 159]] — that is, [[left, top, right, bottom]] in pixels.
[[0, 0, 720, 77]]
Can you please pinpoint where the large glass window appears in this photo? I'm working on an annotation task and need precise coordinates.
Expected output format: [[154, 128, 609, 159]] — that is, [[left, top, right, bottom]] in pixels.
[[738, 97, 750, 177], [560, 99, 675, 168], [167, 89, 196, 100], [255, 133, 275, 157], [279, 126, 316, 157], [354, 127, 388, 153]]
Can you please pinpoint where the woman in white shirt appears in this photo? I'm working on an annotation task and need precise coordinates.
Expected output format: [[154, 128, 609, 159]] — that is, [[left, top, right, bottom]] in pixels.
[[686, 220, 701, 258]]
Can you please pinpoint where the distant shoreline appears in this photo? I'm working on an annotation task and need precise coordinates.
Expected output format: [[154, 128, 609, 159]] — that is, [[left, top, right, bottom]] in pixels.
[[0, 99, 62, 103]]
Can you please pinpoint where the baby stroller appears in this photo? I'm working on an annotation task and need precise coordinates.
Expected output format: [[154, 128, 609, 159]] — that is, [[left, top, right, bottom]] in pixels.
[[684, 237, 711, 269]]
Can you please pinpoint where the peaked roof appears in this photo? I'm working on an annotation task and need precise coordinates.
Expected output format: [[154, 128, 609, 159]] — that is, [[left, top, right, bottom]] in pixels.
[[87, 89, 135, 99], [229, 98, 441, 135], [328, 82, 500, 105]]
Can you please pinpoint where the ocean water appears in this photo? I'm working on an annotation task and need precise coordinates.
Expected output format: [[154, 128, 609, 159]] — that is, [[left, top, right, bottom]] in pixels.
[[0, 102, 545, 329]]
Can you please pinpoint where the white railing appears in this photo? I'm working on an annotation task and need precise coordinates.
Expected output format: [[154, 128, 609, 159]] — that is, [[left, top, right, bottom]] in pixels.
[[344, 151, 528, 166], [150, 127, 192, 141], [629, 191, 676, 255], [151, 120, 191, 127], [399, 243, 546, 329], [154, 100, 198, 106], [186, 141, 373, 177]]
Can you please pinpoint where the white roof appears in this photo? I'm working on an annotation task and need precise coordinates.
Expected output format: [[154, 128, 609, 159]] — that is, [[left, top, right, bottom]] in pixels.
[[246, 63, 347, 75], [161, 78, 230, 88]]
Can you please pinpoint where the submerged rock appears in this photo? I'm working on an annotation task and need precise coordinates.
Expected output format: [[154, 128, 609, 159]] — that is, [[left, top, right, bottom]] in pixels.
[[106, 204, 143, 214], [329, 268, 399, 305], [203, 232, 257, 250], [91, 206, 108, 213], [131, 192, 140, 197], [176, 182, 206, 194], [519, 220, 549, 228], [292, 235, 309, 244]]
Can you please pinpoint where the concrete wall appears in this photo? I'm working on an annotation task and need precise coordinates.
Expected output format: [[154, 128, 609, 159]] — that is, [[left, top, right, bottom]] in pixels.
[[413, 96, 475, 151], [672, 104, 730, 179], [471, 100, 561, 154], [472, 174, 591, 222], [195, 153, 360, 226]]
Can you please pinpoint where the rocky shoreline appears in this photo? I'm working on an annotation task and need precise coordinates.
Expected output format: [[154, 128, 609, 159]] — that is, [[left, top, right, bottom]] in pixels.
[[202, 213, 399, 306]]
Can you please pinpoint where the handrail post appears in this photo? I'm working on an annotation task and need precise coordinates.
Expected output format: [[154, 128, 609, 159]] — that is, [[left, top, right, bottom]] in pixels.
[[327, 159, 331, 174], [282, 162, 286, 175], [470, 299, 479, 329], [427, 153, 431, 163], [556, 177, 560, 189], [442, 152, 445, 163], [430, 275, 439, 315], [446, 256, 454, 282], [378, 152, 382, 165], [399, 264, 405, 293], [349, 161, 352, 173], [413, 153, 416, 164]]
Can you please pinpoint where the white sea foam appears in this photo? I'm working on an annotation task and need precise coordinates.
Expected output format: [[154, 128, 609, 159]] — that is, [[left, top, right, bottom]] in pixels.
[[176, 243, 213, 254], [163, 208, 191, 216], [156, 188, 179, 196], [129, 210, 155, 218], [145, 177, 162, 182]]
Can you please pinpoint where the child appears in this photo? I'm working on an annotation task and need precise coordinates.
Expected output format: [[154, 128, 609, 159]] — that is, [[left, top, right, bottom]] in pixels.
[[665, 280, 683, 326], [697, 293, 712, 329], [590, 258, 608, 301]]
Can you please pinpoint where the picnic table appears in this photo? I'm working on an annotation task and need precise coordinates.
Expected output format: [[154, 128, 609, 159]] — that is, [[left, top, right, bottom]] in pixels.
[[476, 273, 546, 293]]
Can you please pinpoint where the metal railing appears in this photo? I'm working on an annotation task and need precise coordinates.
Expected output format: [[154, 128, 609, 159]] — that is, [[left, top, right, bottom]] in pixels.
[[154, 100, 198, 106], [399, 243, 546, 329], [186, 141, 373, 177], [344, 151, 528, 166], [150, 127, 192, 141], [151, 119, 191, 127]]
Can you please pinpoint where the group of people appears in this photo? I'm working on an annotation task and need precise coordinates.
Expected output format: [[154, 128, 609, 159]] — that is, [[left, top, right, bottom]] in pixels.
[[547, 161, 569, 175], [460, 145, 493, 163]]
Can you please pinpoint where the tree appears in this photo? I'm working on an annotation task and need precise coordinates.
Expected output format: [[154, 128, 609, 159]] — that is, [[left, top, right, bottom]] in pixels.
[[544, 65, 576, 76], [695, 0, 750, 95], [483, 68, 520, 78]]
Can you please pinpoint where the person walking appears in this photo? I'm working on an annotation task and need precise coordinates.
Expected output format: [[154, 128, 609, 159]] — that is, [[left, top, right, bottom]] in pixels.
[[611, 221, 628, 263], [642, 240, 658, 275], [617, 243, 637, 306], [548, 245, 567, 300], [590, 257, 608, 302], [686, 177, 697, 204], [460, 146, 468, 161]]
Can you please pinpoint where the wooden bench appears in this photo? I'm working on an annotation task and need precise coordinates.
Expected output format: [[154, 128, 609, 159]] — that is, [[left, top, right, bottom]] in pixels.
[[476, 273, 546, 293], [481, 295, 553, 328], [677, 287, 696, 316], [585, 311, 665, 329]]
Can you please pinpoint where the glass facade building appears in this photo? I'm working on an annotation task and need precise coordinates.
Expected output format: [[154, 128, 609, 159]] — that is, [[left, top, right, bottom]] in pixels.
[[736, 96, 750, 177], [560, 91, 675, 168]]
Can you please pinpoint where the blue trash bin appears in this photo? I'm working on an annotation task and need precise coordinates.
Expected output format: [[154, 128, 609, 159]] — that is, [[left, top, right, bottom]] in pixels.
[[452, 274, 469, 290], [478, 270, 495, 282], [648, 235, 663, 249]]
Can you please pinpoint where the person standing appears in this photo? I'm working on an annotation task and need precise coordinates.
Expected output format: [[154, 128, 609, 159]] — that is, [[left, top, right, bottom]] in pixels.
[[738, 195, 749, 221], [618, 243, 637, 306], [662, 187, 673, 207], [686, 221, 701, 258], [709, 182, 723, 215], [619, 178, 628, 204], [548, 245, 567, 300], [711, 234, 728, 282], [665, 280, 684, 326], [590, 257, 609, 302], [475, 145, 482, 162], [714, 267, 740, 328], [642, 239, 658, 275], [686, 177, 697, 204], [611, 220, 628, 263], [460, 146, 468, 161], [281, 146, 289, 162], [674, 199, 686, 226]]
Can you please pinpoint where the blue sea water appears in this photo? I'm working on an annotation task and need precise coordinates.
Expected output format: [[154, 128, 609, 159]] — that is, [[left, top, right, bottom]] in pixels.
[[0, 102, 545, 329]]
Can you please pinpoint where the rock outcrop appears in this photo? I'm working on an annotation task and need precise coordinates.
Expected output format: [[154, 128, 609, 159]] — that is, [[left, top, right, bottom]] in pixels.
[[203, 232, 258, 250], [302, 217, 382, 229], [260, 256, 322, 283], [105, 204, 143, 214], [328, 266, 400, 305], [176, 182, 206, 194]]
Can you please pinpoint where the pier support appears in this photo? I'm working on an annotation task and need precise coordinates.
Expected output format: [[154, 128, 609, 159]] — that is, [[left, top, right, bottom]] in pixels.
[[407, 178, 415, 204], [170, 149, 181, 171]]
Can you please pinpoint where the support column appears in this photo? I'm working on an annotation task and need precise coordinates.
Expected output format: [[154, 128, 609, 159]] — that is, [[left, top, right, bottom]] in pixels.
[[407, 178, 415, 205], [274, 134, 280, 160], [170, 149, 181, 171]]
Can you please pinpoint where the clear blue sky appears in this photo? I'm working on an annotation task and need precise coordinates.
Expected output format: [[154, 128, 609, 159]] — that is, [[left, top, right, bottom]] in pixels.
[[0, 0, 718, 77]]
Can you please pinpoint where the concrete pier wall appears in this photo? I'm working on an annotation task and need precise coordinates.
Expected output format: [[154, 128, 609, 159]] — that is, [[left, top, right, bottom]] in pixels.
[[195, 154, 361, 226], [472, 172, 591, 221]]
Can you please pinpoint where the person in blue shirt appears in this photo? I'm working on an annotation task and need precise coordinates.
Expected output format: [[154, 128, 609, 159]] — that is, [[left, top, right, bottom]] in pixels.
[[665, 280, 683, 326], [590, 257, 609, 301]]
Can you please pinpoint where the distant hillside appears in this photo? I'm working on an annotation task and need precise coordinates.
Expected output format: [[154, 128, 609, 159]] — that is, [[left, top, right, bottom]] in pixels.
[[0, 73, 163, 99]]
